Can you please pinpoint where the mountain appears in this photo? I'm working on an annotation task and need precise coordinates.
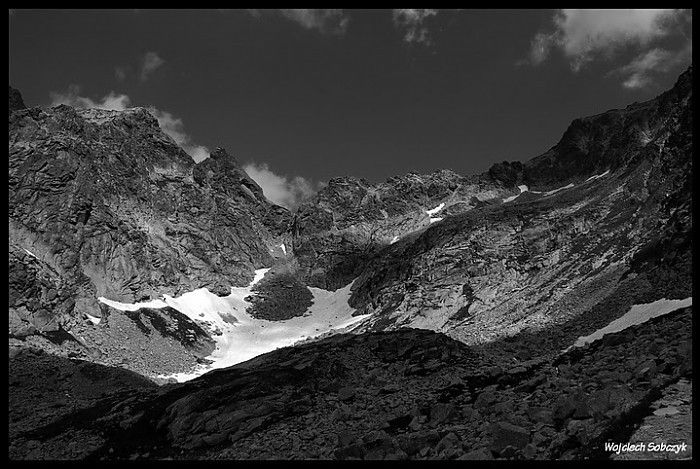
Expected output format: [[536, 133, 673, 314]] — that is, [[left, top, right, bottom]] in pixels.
[[8, 66, 693, 460], [9, 99, 292, 374], [294, 67, 691, 367]]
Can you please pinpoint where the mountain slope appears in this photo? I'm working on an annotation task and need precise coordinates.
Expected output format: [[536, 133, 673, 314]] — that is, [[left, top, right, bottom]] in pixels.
[[343, 66, 692, 363]]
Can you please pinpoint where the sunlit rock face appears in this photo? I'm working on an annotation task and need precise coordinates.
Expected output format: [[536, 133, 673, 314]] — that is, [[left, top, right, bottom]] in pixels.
[[8, 91, 297, 377], [9, 99, 290, 328]]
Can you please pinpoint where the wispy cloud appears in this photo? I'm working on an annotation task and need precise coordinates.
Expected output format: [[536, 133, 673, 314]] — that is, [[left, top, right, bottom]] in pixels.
[[527, 9, 687, 71], [140, 51, 165, 81], [49, 86, 209, 162], [615, 43, 693, 89], [248, 9, 350, 35], [50, 85, 131, 111], [243, 162, 322, 210], [392, 9, 438, 45]]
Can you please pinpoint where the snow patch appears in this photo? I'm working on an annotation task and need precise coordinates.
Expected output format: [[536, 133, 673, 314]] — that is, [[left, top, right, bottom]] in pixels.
[[540, 183, 574, 197], [429, 217, 443, 224], [390, 236, 400, 245], [425, 202, 445, 216], [585, 170, 610, 183], [98, 297, 168, 311], [502, 185, 529, 204], [251, 268, 270, 286], [280, 243, 287, 255], [23, 248, 37, 259], [85, 313, 102, 325], [568, 297, 693, 350]]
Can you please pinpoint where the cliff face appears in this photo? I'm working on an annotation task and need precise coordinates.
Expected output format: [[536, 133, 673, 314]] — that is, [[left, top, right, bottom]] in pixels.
[[9, 98, 290, 349]]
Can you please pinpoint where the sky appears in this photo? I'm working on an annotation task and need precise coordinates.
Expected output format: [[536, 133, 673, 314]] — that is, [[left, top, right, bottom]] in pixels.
[[8, 9, 693, 209]]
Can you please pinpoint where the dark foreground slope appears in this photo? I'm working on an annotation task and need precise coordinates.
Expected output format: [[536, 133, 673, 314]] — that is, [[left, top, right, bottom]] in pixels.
[[9, 304, 692, 460]]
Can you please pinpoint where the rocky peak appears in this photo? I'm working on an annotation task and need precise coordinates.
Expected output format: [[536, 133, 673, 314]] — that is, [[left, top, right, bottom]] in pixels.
[[9, 86, 26, 114], [521, 64, 692, 190], [209, 146, 234, 160], [193, 145, 292, 237]]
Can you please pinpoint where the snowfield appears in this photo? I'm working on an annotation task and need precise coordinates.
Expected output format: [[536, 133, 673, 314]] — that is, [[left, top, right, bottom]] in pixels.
[[567, 297, 693, 351], [99, 269, 371, 382]]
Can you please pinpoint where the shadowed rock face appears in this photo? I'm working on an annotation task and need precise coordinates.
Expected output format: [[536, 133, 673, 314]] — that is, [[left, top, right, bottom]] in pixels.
[[9, 86, 26, 114], [522, 65, 692, 189]]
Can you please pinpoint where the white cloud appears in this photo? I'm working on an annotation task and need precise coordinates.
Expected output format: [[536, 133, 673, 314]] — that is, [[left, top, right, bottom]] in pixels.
[[243, 162, 321, 210], [146, 107, 210, 162], [617, 43, 692, 89], [529, 9, 686, 71], [50, 85, 132, 111], [392, 9, 438, 45], [251, 9, 349, 35], [140, 51, 165, 81], [49, 86, 209, 162]]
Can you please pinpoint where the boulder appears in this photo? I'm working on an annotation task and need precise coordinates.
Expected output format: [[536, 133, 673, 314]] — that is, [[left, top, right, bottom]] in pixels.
[[491, 421, 531, 454]]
